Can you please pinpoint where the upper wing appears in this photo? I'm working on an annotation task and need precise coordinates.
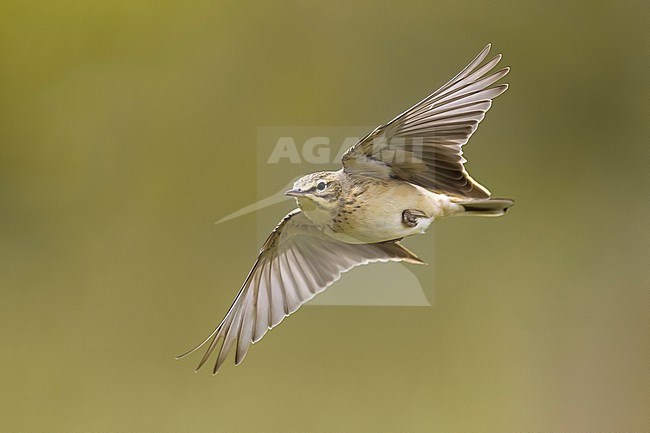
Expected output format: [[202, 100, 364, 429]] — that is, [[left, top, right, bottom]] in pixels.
[[341, 44, 509, 199], [178, 209, 424, 374]]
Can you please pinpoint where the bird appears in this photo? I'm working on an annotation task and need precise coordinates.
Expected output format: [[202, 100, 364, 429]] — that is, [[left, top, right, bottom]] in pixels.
[[178, 44, 513, 374]]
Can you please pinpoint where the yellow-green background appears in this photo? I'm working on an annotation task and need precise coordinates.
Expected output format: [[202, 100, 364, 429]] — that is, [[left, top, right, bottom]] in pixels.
[[1, 1, 648, 432]]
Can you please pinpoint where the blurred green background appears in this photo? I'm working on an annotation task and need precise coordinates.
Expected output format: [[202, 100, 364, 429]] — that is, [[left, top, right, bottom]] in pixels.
[[1, 1, 648, 432]]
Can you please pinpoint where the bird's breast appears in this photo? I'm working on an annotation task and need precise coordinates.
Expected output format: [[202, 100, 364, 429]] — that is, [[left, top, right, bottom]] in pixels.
[[319, 179, 459, 244]]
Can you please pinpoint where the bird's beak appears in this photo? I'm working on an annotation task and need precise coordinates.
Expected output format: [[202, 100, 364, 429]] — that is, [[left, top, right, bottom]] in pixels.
[[285, 189, 306, 197]]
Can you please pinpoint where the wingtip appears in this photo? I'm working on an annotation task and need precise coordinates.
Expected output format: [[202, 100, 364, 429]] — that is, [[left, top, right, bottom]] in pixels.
[[491, 83, 509, 96], [404, 254, 426, 264], [175, 343, 206, 361], [397, 245, 427, 265], [478, 43, 492, 58], [175, 347, 195, 360], [234, 351, 247, 366]]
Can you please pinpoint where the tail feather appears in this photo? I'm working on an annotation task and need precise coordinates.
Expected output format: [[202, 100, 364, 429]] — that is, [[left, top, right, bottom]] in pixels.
[[456, 197, 514, 217]]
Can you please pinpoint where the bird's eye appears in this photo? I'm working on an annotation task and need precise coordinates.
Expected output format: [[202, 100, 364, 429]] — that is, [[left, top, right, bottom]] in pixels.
[[316, 181, 327, 191]]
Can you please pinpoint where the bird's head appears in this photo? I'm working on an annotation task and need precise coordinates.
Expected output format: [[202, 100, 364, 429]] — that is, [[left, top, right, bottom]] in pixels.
[[285, 171, 342, 212]]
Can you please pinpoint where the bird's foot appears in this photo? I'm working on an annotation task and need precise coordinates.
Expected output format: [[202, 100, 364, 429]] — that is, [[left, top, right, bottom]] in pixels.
[[402, 209, 427, 227]]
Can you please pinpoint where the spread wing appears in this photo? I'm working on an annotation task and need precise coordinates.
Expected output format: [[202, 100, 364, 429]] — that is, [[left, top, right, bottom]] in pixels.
[[341, 44, 509, 199], [178, 209, 424, 374]]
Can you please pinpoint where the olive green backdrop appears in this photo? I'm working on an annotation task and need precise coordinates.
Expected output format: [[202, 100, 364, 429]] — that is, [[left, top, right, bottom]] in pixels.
[[1, 1, 648, 432]]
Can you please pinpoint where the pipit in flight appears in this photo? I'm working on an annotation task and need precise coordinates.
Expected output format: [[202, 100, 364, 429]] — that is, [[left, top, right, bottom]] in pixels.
[[179, 44, 513, 373]]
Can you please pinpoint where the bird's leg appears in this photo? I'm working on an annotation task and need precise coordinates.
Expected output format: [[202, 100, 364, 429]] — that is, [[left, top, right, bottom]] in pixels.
[[402, 209, 428, 228]]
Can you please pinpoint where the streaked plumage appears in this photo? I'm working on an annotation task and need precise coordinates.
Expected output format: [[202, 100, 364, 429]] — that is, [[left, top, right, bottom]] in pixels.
[[178, 44, 513, 373]]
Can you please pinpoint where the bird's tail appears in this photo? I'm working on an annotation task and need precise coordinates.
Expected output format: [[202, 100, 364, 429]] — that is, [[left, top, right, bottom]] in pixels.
[[455, 197, 514, 217]]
